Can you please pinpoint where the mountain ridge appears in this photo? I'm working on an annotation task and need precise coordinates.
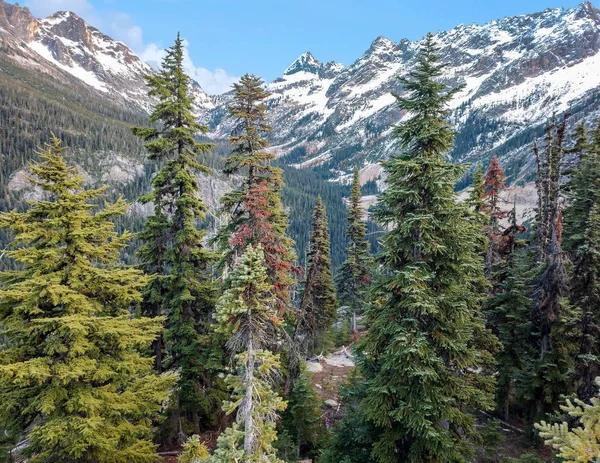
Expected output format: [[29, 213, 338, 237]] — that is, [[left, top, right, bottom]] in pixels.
[[4, 0, 600, 188], [198, 1, 600, 185]]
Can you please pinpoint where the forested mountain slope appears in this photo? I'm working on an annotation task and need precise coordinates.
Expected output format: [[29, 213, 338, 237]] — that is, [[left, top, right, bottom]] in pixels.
[[0, 1, 355, 268]]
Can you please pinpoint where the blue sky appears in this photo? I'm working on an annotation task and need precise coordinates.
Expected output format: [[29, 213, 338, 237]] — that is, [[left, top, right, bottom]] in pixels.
[[24, 0, 583, 94]]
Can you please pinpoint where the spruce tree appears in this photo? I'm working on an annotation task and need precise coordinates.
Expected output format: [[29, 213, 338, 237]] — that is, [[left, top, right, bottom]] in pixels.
[[212, 245, 286, 463], [215, 74, 297, 315], [468, 163, 485, 213], [485, 249, 536, 420], [0, 138, 174, 463], [336, 168, 373, 334], [529, 115, 573, 418], [564, 120, 600, 402], [357, 33, 499, 462], [481, 155, 507, 277], [132, 33, 220, 440], [280, 367, 324, 460], [298, 197, 338, 356]]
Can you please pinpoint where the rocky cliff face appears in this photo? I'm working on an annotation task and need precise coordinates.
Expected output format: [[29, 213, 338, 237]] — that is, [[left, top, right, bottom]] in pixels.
[[200, 1, 600, 184], [0, 0, 213, 113]]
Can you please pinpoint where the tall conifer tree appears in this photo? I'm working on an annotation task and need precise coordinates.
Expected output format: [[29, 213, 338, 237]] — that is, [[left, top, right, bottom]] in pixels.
[[481, 155, 507, 277], [528, 115, 573, 418], [298, 197, 337, 356], [212, 245, 286, 463], [336, 168, 372, 333], [0, 139, 174, 463], [564, 120, 600, 402], [468, 163, 485, 213], [132, 33, 219, 439], [215, 74, 297, 314], [357, 34, 499, 462]]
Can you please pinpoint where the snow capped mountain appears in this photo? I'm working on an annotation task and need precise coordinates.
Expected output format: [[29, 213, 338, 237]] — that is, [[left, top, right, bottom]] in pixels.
[[0, 0, 213, 113], [201, 1, 600, 184], [2, 0, 600, 185]]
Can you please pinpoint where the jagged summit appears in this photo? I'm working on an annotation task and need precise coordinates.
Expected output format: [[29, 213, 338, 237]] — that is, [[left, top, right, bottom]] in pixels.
[[3, 0, 600, 185], [0, 0, 213, 113], [284, 51, 321, 75], [202, 0, 600, 184]]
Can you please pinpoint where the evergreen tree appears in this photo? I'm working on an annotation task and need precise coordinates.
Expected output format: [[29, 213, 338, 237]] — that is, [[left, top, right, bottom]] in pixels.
[[319, 373, 378, 463], [335, 168, 373, 334], [485, 250, 536, 421], [468, 163, 485, 213], [0, 138, 174, 463], [563, 121, 600, 402], [357, 33, 499, 462], [298, 197, 338, 356], [481, 155, 507, 277], [131, 34, 220, 440], [529, 115, 573, 418], [280, 367, 324, 460], [536, 379, 600, 463], [212, 245, 286, 463], [215, 74, 297, 314]]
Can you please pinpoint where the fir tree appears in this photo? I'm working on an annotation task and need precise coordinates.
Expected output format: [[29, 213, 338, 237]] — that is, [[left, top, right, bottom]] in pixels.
[[536, 379, 600, 463], [212, 245, 286, 463], [280, 367, 324, 460], [529, 114, 573, 417], [131, 34, 220, 440], [358, 33, 499, 462], [215, 74, 297, 315], [298, 197, 338, 356], [563, 121, 600, 402], [481, 155, 507, 277], [468, 163, 485, 213], [0, 138, 174, 463], [485, 249, 536, 421], [335, 168, 373, 334]]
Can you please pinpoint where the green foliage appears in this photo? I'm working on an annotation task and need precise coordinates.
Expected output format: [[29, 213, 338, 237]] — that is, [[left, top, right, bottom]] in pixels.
[[335, 168, 373, 333], [477, 419, 507, 463], [212, 245, 286, 463], [319, 374, 378, 463], [528, 115, 573, 419], [536, 379, 600, 463], [468, 163, 485, 213], [131, 34, 221, 440], [298, 197, 338, 356], [0, 138, 174, 463], [215, 74, 297, 314], [280, 367, 325, 459], [563, 121, 600, 402], [178, 435, 209, 463], [485, 250, 537, 420], [357, 33, 499, 463]]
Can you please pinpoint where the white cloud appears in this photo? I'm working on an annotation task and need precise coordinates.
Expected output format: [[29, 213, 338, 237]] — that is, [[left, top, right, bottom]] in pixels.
[[25, 0, 238, 95], [141, 39, 238, 95]]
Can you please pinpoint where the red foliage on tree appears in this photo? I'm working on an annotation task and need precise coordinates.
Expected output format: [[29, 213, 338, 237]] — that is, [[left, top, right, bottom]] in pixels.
[[229, 181, 299, 314], [482, 155, 508, 276]]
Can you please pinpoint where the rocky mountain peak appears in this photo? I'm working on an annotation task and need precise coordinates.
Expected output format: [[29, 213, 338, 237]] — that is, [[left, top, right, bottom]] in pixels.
[[201, 0, 600, 184], [284, 51, 322, 75], [369, 35, 394, 51], [575, 0, 600, 21], [0, 0, 38, 40]]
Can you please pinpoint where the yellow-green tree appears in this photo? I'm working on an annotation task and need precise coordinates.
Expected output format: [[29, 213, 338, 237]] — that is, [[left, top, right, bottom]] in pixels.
[[0, 138, 174, 463], [536, 379, 600, 462]]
